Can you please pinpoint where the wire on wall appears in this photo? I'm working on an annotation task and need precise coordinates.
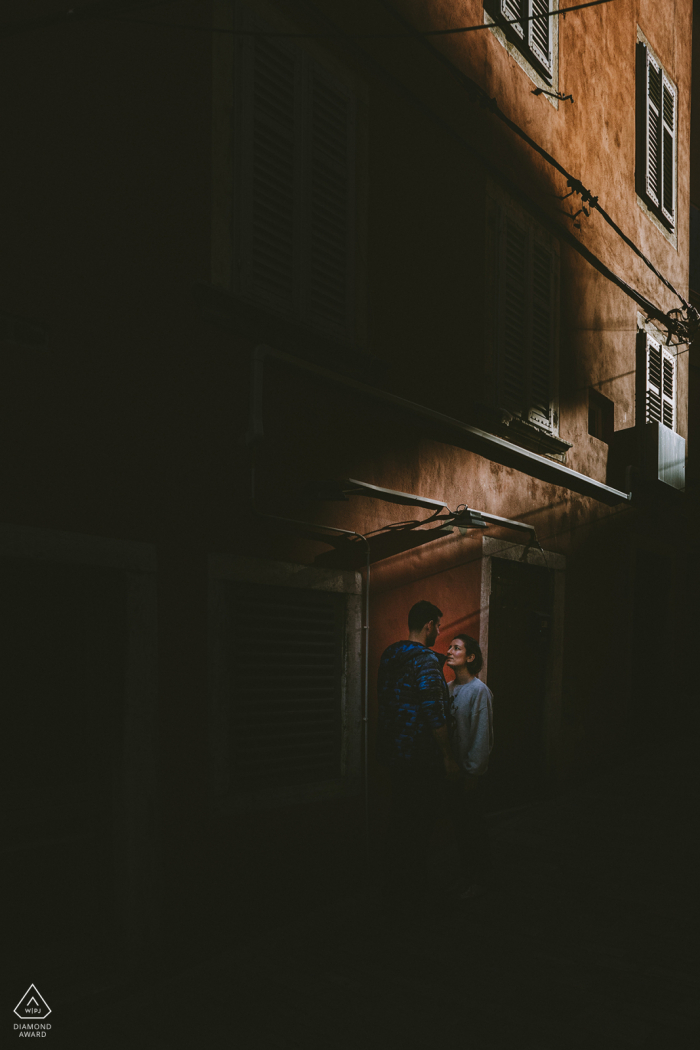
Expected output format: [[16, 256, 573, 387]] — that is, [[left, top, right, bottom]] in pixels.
[[3, 0, 695, 343], [373, 0, 698, 343]]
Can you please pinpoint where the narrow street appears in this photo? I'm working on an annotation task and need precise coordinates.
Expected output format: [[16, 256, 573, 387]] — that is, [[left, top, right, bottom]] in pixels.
[[83, 731, 700, 1049]]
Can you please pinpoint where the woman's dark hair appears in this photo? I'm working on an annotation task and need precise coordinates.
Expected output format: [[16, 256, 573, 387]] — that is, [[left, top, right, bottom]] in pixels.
[[452, 633, 483, 674], [408, 600, 443, 631]]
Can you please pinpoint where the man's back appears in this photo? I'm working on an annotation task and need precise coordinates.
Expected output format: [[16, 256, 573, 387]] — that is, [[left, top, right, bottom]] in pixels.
[[377, 640, 448, 767]]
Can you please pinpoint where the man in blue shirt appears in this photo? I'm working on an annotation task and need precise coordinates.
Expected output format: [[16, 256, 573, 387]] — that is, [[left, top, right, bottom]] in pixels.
[[377, 599, 460, 900]]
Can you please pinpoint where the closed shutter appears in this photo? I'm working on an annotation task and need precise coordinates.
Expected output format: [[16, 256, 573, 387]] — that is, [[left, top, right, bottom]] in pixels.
[[235, 7, 356, 334], [661, 77, 676, 225], [528, 0, 552, 76], [645, 336, 675, 430], [501, 0, 525, 39], [308, 68, 353, 330], [645, 48, 662, 207], [498, 209, 556, 430], [642, 42, 676, 228], [228, 584, 343, 788], [502, 217, 528, 413], [529, 242, 554, 428], [247, 35, 299, 309]]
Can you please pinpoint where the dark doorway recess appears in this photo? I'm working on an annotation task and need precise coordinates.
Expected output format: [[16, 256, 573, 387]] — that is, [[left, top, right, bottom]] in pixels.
[[0, 558, 127, 990], [485, 558, 554, 809]]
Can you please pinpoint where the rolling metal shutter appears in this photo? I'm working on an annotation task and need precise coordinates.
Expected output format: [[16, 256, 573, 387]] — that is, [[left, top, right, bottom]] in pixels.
[[227, 583, 344, 788]]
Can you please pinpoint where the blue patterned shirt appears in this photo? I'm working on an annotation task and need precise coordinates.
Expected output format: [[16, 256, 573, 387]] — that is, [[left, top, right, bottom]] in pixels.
[[377, 641, 449, 767]]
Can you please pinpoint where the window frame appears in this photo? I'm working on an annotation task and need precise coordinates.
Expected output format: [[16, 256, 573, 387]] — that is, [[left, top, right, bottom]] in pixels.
[[636, 30, 677, 235], [640, 332, 676, 433], [230, 3, 358, 340], [484, 0, 557, 88], [208, 554, 363, 810], [488, 194, 561, 437]]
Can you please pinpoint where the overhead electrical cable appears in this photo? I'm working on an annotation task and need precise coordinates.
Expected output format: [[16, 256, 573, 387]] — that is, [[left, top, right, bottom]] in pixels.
[[3, 0, 693, 341], [294, 0, 684, 341], [103, 0, 693, 339], [375, 0, 694, 325]]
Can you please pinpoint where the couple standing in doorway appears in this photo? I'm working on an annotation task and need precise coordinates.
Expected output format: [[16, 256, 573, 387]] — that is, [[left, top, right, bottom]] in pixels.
[[377, 599, 494, 902]]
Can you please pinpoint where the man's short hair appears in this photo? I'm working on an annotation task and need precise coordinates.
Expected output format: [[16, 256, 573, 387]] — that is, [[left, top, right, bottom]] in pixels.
[[408, 600, 443, 631], [452, 633, 483, 674]]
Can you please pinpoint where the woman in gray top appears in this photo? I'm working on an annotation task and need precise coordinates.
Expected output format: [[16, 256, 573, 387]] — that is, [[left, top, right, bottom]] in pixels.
[[445, 634, 494, 898]]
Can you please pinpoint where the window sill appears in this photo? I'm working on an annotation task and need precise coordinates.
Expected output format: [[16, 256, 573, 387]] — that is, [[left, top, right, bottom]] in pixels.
[[473, 407, 572, 460], [485, 9, 559, 108], [194, 281, 385, 384], [636, 195, 677, 250]]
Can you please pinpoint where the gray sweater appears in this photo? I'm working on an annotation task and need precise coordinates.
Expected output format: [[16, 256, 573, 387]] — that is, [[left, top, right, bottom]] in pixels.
[[448, 677, 494, 776]]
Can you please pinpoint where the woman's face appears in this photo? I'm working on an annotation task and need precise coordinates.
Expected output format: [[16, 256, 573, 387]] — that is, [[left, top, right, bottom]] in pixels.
[[445, 637, 474, 670]]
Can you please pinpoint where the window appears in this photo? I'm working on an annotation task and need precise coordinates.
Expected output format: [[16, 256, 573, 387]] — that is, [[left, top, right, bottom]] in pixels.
[[485, 1, 554, 83], [233, 9, 356, 336], [494, 206, 559, 432], [642, 334, 675, 431], [226, 582, 345, 789], [636, 36, 676, 230]]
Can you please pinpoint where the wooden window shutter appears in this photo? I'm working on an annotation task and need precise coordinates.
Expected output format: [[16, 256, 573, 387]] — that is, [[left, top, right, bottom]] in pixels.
[[661, 347, 675, 429], [528, 0, 552, 76], [661, 76, 676, 226], [645, 336, 675, 430], [645, 47, 662, 208], [497, 206, 556, 430], [247, 35, 300, 309], [529, 242, 554, 428], [228, 583, 344, 788], [501, 216, 529, 413], [645, 337, 663, 423], [307, 66, 354, 331], [501, 0, 525, 39]]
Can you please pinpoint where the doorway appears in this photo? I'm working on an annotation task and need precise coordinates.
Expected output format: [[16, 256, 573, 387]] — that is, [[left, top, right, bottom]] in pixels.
[[481, 542, 563, 808]]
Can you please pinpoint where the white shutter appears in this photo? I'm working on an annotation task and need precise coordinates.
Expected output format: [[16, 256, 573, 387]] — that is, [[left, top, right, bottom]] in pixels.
[[661, 75, 676, 226], [661, 345, 675, 429], [528, 0, 552, 76], [308, 67, 354, 331], [501, 217, 528, 413], [645, 47, 662, 208], [501, 0, 524, 39], [529, 242, 554, 428], [645, 337, 662, 423], [247, 35, 299, 308], [646, 336, 675, 430]]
